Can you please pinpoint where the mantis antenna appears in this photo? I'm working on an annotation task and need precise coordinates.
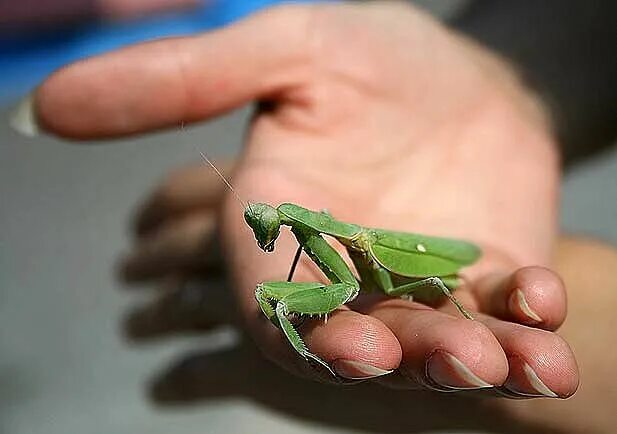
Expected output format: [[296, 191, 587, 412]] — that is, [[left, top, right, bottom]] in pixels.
[[195, 145, 249, 209], [181, 122, 252, 212]]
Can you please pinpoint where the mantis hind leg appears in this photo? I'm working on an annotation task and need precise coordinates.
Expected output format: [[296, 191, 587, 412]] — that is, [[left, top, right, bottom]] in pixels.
[[385, 277, 474, 320], [256, 281, 357, 377]]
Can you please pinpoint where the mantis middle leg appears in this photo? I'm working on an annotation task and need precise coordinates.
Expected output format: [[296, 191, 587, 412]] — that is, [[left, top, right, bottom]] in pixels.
[[384, 277, 473, 319], [349, 252, 472, 319]]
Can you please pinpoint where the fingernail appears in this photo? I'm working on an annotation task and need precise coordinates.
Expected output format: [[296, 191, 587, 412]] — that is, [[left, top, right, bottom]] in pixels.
[[504, 359, 558, 398], [426, 350, 493, 390], [10, 92, 40, 137], [509, 289, 542, 323], [332, 359, 393, 380]]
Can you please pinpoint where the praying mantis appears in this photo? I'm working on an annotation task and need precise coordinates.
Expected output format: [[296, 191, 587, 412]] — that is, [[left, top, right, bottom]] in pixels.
[[244, 202, 481, 377], [197, 151, 481, 379]]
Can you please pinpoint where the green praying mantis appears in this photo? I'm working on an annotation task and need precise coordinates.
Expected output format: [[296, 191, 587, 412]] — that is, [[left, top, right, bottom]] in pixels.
[[197, 151, 481, 379]]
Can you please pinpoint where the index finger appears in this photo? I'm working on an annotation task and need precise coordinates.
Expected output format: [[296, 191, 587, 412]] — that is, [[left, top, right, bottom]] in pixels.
[[18, 5, 315, 139]]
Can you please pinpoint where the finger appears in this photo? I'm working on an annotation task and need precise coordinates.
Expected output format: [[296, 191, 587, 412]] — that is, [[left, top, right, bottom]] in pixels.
[[250, 306, 402, 384], [119, 212, 221, 283], [474, 267, 567, 330], [150, 350, 237, 404], [35, 5, 314, 138], [301, 309, 403, 381], [150, 344, 271, 404], [134, 163, 232, 238], [361, 299, 508, 391], [479, 314, 579, 399], [124, 278, 230, 341]]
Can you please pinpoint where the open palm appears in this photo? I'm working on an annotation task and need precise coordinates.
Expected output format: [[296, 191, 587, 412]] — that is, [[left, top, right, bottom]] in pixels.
[[33, 2, 577, 396]]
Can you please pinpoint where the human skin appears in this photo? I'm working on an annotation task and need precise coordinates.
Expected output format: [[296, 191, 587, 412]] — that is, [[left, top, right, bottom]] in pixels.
[[25, 2, 578, 396]]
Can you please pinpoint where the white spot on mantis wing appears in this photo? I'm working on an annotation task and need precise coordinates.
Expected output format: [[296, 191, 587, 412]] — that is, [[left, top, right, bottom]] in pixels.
[[416, 243, 427, 253]]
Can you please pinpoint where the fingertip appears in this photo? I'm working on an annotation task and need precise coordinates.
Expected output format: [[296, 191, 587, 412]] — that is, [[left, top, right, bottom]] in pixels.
[[34, 4, 317, 140], [36, 41, 191, 139], [507, 266, 567, 330], [303, 310, 403, 373], [36, 60, 98, 138], [503, 335, 579, 399], [246, 308, 402, 383], [476, 266, 567, 330], [433, 318, 509, 387], [480, 315, 579, 399]]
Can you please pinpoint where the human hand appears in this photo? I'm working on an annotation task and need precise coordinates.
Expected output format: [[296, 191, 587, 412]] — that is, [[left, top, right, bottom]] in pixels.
[[27, 1, 577, 396]]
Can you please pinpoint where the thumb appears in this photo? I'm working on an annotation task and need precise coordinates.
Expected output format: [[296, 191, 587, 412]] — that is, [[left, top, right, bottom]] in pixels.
[[33, 5, 315, 139]]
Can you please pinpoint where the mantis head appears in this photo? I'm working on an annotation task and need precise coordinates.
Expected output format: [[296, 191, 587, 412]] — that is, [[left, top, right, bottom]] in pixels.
[[244, 203, 281, 253], [191, 148, 281, 252]]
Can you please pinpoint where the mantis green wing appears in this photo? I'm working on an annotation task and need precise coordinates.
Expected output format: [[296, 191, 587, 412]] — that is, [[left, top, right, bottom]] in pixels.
[[369, 229, 481, 278]]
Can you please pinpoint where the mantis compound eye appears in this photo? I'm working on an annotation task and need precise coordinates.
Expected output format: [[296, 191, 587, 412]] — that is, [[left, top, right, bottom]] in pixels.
[[244, 203, 281, 252]]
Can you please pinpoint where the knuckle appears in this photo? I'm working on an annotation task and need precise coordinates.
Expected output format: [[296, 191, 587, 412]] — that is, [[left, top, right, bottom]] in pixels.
[[158, 168, 189, 199]]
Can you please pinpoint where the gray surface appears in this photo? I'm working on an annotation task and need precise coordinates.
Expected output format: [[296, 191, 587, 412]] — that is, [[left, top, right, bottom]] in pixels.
[[561, 147, 617, 243], [0, 107, 266, 434]]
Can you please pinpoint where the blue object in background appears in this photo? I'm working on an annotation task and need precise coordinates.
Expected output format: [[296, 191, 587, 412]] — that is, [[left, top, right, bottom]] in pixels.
[[0, 0, 330, 105]]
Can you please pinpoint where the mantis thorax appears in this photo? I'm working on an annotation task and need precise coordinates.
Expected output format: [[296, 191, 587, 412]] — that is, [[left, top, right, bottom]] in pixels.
[[346, 229, 376, 253]]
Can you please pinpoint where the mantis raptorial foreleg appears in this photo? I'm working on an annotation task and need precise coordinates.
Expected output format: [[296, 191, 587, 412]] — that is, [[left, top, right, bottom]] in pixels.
[[252, 226, 361, 376], [257, 281, 357, 375]]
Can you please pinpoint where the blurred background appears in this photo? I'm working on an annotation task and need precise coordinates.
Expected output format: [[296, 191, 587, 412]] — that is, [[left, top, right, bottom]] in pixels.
[[1, 1, 616, 433]]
